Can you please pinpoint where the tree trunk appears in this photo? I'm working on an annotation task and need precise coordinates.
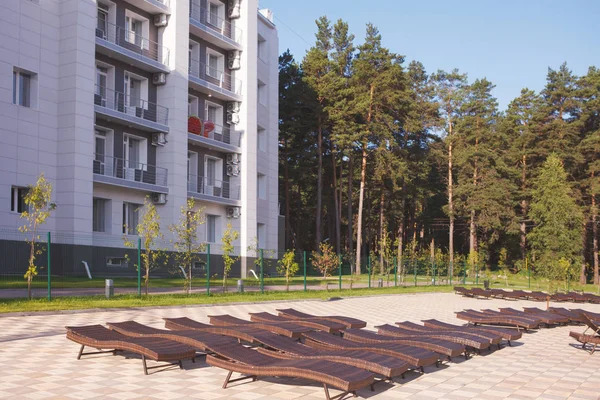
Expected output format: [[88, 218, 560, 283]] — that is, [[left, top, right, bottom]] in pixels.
[[284, 138, 292, 249], [580, 222, 587, 285], [316, 122, 323, 247], [470, 135, 478, 255], [397, 195, 405, 281], [379, 191, 385, 274], [332, 152, 341, 253], [355, 144, 368, 275], [448, 131, 454, 277], [593, 193, 599, 285], [347, 153, 354, 256], [520, 154, 527, 260]]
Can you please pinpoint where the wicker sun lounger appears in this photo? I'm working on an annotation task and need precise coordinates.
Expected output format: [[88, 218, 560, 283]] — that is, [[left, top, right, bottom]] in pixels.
[[479, 309, 543, 328], [525, 291, 551, 301], [498, 307, 567, 326], [468, 287, 494, 298], [569, 314, 600, 354], [249, 312, 346, 333], [253, 332, 410, 380], [569, 309, 600, 323], [276, 308, 368, 329], [547, 307, 586, 323], [66, 325, 196, 375], [107, 321, 237, 352], [302, 331, 440, 369], [395, 321, 503, 347], [454, 286, 474, 297], [583, 293, 600, 304], [206, 342, 376, 400], [376, 324, 492, 351], [521, 307, 571, 324], [455, 310, 538, 330], [341, 328, 466, 359], [421, 319, 521, 345], [164, 316, 295, 342], [206, 314, 313, 337], [551, 292, 574, 302]]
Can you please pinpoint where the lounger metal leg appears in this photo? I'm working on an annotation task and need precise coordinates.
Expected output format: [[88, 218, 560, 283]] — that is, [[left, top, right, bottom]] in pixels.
[[420, 366, 425, 373], [142, 355, 148, 375], [178, 360, 183, 369], [77, 345, 85, 360], [592, 344, 597, 355], [507, 340, 511, 347], [222, 371, 257, 389], [77, 346, 117, 359], [323, 384, 352, 400]]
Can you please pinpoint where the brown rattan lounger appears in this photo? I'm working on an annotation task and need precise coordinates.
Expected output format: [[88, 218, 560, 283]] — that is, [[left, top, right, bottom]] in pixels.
[[395, 321, 503, 347], [454, 287, 474, 297], [455, 310, 538, 330], [65, 325, 196, 375], [376, 324, 491, 351], [205, 342, 376, 400], [547, 307, 586, 323], [421, 319, 521, 344], [569, 314, 600, 354], [498, 307, 566, 326], [249, 312, 346, 333], [302, 331, 440, 369], [469, 287, 494, 298], [479, 309, 543, 328], [164, 316, 295, 342], [341, 328, 466, 359], [206, 314, 313, 337], [568, 309, 600, 321], [521, 307, 570, 324], [551, 292, 574, 302], [252, 332, 410, 380], [525, 291, 551, 302], [276, 308, 367, 329]]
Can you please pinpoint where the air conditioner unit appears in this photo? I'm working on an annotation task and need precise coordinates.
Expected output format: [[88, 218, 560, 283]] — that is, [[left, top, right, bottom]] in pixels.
[[227, 0, 241, 19], [228, 50, 241, 70], [226, 164, 240, 177], [154, 14, 168, 27], [151, 193, 168, 205], [226, 206, 241, 218], [226, 153, 240, 164], [152, 132, 167, 146], [226, 111, 240, 125], [152, 72, 167, 85], [226, 101, 240, 113]]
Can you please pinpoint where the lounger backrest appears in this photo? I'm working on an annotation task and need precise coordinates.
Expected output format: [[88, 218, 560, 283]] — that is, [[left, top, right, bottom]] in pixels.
[[107, 321, 166, 335], [163, 317, 212, 330], [67, 325, 124, 341], [582, 314, 600, 334], [208, 315, 252, 325]]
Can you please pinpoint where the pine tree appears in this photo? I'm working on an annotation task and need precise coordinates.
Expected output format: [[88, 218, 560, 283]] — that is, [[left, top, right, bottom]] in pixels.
[[528, 154, 583, 287]]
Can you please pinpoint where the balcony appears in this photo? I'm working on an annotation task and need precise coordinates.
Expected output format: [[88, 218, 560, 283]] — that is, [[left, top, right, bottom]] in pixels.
[[188, 175, 240, 206], [93, 154, 168, 193], [189, 59, 242, 101], [188, 117, 241, 152], [189, 4, 242, 50], [124, 0, 170, 14], [96, 21, 170, 73], [94, 86, 169, 133]]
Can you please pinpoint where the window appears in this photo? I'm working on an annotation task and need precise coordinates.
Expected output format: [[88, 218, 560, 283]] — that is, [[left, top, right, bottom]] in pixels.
[[107, 257, 128, 268], [206, 51, 222, 79], [125, 15, 145, 48], [257, 173, 266, 199], [207, 1, 222, 26], [122, 202, 141, 234], [206, 215, 218, 243], [258, 81, 267, 106], [10, 187, 29, 214], [188, 95, 198, 116], [258, 37, 267, 61], [123, 134, 147, 174], [13, 69, 33, 108], [94, 129, 107, 175], [257, 223, 266, 249], [97, 3, 109, 37], [205, 101, 223, 125], [125, 72, 145, 110], [96, 65, 107, 99], [188, 151, 198, 191], [93, 198, 107, 232], [257, 127, 266, 152], [188, 40, 199, 76]]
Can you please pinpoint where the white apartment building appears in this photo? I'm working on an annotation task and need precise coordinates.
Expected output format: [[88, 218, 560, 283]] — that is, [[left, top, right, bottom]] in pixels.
[[0, 0, 278, 278]]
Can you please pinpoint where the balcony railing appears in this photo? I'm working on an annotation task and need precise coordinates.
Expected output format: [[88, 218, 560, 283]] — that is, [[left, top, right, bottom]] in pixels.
[[189, 4, 242, 44], [188, 119, 241, 147], [96, 21, 170, 67], [94, 154, 168, 187], [189, 59, 242, 96], [188, 175, 240, 200], [95, 85, 169, 126]]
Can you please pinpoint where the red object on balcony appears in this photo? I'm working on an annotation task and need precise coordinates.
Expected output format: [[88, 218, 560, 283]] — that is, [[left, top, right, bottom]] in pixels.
[[203, 120, 215, 137], [188, 116, 202, 135]]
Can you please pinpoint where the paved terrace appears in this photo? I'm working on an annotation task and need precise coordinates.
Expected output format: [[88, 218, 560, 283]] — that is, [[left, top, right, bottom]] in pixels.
[[0, 293, 599, 399]]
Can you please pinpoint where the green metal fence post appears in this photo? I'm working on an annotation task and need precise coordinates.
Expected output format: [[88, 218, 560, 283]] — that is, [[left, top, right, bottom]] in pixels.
[[394, 257, 397, 287], [338, 255, 342, 291], [368, 255, 371, 289], [47, 232, 51, 301], [303, 251, 307, 292], [260, 249, 264, 294], [137, 237, 142, 296], [206, 244, 211, 296]]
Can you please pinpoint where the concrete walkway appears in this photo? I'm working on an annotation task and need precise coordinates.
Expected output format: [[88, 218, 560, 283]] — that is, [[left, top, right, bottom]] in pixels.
[[1, 293, 599, 399]]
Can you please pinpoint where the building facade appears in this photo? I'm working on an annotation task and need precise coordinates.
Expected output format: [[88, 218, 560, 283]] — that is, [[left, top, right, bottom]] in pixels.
[[0, 0, 278, 278]]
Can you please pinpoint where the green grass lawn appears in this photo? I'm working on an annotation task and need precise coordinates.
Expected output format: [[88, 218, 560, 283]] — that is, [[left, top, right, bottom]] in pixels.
[[0, 285, 453, 313]]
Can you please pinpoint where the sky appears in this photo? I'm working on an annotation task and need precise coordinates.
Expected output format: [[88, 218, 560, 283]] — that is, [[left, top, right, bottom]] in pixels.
[[258, 0, 600, 110]]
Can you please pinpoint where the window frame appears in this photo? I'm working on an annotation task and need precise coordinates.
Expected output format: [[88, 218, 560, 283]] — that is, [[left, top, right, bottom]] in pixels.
[[206, 214, 218, 243], [12, 69, 35, 108], [205, 48, 224, 80], [122, 202, 141, 235], [257, 173, 267, 200], [124, 70, 149, 110], [205, 100, 223, 126], [10, 186, 29, 214], [93, 198, 108, 233], [123, 132, 148, 172], [124, 9, 149, 50], [188, 94, 199, 116]]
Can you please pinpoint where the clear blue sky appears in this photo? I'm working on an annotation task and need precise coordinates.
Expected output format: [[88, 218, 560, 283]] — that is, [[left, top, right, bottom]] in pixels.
[[258, 0, 600, 110]]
